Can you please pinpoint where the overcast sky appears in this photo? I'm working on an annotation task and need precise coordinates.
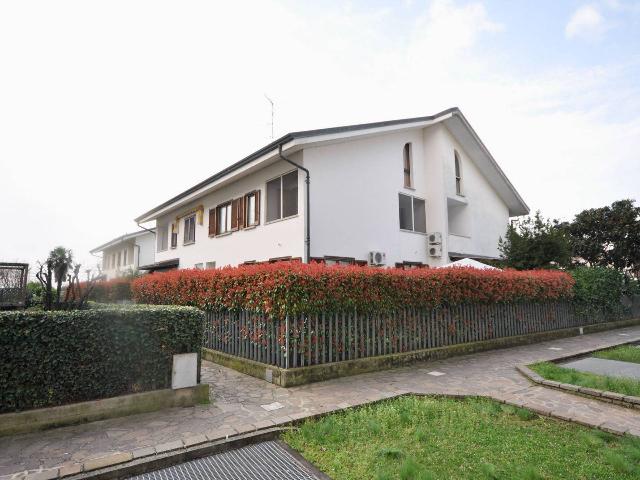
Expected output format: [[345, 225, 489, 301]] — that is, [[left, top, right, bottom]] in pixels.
[[1, 0, 639, 271]]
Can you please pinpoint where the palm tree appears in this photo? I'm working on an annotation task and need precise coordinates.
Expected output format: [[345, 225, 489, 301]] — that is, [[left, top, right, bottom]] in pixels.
[[48, 247, 73, 306]]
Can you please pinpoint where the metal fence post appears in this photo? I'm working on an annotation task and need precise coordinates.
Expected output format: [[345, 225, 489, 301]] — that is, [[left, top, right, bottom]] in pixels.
[[285, 315, 290, 369]]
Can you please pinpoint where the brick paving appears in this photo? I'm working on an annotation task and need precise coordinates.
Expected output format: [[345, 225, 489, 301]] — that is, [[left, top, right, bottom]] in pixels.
[[2, 326, 640, 477]]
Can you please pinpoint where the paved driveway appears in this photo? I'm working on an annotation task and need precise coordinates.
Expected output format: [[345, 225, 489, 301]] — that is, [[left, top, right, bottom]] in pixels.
[[2, 326, 640, 477]]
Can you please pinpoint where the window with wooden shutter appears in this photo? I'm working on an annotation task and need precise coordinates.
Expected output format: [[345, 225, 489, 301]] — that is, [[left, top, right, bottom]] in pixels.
[[208, 208, 216, 236], [170, 224, 178, 248], [216, 202, 232, 234]]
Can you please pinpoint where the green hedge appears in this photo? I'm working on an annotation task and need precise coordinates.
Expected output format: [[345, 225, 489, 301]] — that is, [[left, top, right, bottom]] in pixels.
[[570, 267, 628, 319], [0, 306, 204, 413]]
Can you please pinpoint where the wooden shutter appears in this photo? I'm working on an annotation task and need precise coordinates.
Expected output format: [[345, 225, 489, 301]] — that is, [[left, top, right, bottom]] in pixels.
[[254, 190, 261, 225], [230, 199, 239, 231], [237, 196, 245, 229], [208, 208, 216, 236]]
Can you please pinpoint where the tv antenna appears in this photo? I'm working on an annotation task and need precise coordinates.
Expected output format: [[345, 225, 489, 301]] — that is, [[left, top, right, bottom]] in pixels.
[[264, 94, 274, 139]]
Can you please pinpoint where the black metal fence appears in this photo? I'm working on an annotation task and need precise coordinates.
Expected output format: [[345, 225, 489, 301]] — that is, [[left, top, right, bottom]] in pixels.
[[203, 301, 626, 369], [0, 263, 28, 308]]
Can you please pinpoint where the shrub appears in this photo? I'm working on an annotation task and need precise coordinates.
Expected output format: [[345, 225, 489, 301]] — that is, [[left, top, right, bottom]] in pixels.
[[0, 305, 204, 413], [570, 267, 628, 318], [87, 277, 134, 303], [132, 262, 574, 318]]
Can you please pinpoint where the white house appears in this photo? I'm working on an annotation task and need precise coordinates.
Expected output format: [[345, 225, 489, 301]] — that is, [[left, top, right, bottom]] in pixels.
[[90, 230, 156, 280], [134, 108, 528, 271]]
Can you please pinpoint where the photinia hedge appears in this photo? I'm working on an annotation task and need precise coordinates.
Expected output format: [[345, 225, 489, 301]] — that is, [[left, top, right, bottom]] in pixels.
[[88, 277, 134, 303], [132, 262, 574, 318]]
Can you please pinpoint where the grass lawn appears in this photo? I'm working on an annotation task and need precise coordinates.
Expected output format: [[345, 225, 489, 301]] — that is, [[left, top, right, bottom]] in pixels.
[[530, 361, 640, 398], [594, 344, 640, 364], [283, 396, 640, 480]]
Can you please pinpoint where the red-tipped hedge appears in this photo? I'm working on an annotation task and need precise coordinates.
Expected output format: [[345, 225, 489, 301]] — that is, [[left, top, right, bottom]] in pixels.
[[88, 278, 134, 303], [131, 262, 574, 317]]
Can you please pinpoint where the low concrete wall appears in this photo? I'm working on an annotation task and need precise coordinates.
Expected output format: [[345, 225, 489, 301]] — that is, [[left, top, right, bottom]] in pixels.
[[0, 384, 210, 437], [203, 317, 640, 387]]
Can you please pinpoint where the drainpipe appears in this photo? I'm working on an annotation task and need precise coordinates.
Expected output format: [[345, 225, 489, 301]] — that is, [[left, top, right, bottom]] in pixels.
[[279, 144, 311, 263]]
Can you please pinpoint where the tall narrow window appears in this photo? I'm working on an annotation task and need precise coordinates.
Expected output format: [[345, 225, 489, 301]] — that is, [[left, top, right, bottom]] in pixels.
[[403, 143, 412, 188], [183, 215, 196, 244], [171, 224, 178, 248], [123, 249, 127, 265], [157, 225, 169, 251], [454, 151, 462, 195], [244, 190, 260, 227], [216, 202, 232, 234]]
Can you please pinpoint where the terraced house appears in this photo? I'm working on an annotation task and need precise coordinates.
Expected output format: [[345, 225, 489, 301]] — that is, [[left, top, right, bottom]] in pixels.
[[134, 108, 529, 271]]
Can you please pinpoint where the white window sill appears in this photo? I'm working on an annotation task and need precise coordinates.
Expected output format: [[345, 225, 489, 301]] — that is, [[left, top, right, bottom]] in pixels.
[[399, 228, 428, 236], [183, 241, 196, 246], [215, 231, 232, 238], [265, 214, 298, 225]]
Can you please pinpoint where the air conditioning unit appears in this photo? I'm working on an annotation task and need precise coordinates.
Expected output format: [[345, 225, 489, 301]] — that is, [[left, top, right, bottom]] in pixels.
[[368, 251, 386, 266], [428, 232, 442, 245], [429, 244, 442, 257]]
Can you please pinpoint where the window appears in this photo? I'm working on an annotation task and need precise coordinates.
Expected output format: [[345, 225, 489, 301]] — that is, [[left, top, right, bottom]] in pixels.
[[183, 215, 196, 244], [266, 171, 298, 222], [194, 263, 203, 269], [399, 193, 426, 233], [171, 224, 178, 248], [395, 261, 426, 270], [123, 249, 127, 265], [157, 225, 169, 252], [217, 202, 232, 234], [244, 191, 260, 227], [205, 261, 216, 269], [454, 151, 463, 195], [403, 143, 412, 188], [117, 251, 121, 266]]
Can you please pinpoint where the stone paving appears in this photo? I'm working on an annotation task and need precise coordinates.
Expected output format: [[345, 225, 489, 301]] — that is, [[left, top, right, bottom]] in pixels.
[[563, 357, 640, 380], [3, 326, 640, 477]]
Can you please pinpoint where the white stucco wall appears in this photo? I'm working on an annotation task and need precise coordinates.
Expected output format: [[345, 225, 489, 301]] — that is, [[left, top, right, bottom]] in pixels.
[[135, 232, 156, 268], [304, 122, 510, 266], [153, 155, 305, 268]]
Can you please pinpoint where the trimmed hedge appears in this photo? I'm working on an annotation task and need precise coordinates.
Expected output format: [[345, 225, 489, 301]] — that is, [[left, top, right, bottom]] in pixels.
[[132, 262, 574, 317], [0, 306, 204, 413], [570, 266, 629, 319]]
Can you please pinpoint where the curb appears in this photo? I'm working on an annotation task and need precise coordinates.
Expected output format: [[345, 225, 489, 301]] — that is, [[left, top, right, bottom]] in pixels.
[[516, 363, 640, 412]]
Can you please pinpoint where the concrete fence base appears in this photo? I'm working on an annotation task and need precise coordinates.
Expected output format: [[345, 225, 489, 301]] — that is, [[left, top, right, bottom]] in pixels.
[[203, 317, 640, 387], [0, 384, 210, 437]]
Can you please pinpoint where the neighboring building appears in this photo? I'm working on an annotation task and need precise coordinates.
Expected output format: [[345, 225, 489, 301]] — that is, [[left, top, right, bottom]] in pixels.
[[90, 230, 156, 280], [134, 108, 528, 270]]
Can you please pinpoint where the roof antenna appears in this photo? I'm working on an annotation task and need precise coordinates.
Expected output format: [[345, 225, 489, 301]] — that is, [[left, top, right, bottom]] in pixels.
[[264, 94, 274, 139]]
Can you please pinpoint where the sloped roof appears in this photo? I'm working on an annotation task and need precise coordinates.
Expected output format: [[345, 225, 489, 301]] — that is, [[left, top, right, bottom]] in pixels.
[[135, 107, 528, 222], [90, 229, 155, 254]]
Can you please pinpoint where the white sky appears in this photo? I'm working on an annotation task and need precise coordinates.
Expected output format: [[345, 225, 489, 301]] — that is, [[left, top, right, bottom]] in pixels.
[[1, 0, 639, 271]]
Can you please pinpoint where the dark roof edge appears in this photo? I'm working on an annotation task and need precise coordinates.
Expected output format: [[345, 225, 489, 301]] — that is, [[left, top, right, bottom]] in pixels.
[[90, 229, 156, 254], [134, 107, 461, 222]]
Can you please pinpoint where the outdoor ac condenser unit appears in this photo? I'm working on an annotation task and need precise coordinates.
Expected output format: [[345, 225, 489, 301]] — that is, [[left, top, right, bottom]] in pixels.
[[428, 232, 442, 245], [429, 244, 442, 257], [368, 251, 386, 266]]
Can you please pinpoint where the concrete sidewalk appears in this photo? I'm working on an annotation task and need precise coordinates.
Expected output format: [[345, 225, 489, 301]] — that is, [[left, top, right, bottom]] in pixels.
[[2, 326, 640, 478]]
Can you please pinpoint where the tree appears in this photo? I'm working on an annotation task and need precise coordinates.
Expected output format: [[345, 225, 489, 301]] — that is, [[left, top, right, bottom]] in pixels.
[[566, 199, 640, 278], [35, 246, 102, 310], [48, 246, 73, 307], [498, 211, 572, 270]]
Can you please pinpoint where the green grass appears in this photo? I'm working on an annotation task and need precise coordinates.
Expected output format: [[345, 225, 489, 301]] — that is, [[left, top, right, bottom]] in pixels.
[[530, 361, 640, 397], [594, 345, 640, 364], [283, 396, 640, 479]]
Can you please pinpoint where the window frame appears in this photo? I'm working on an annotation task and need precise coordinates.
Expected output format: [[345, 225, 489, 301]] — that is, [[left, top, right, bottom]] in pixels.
[[244, 190, 260, 227], [403, 142, 413, 189], [266, 170, 298, 223], [215, 201, 233, 235], [157, 225, 169, 252], [183, 214, 196, 245], [398, 193, 427, 234]]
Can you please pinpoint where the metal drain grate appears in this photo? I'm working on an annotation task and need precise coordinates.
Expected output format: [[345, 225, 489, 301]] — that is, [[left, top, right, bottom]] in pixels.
[[128, 441, 321, 480]]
